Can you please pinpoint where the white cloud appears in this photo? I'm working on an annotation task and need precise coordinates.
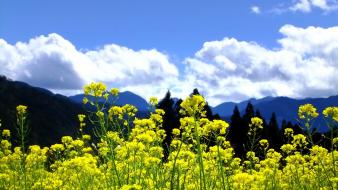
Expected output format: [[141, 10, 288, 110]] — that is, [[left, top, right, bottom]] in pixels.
[[290, 0, 312, 12], [251, 6, 261, 14], [1, 25, 338, 106], [289, 0, 338, 13], [0, 33, 179, 101], [183, 25, 338, 105]]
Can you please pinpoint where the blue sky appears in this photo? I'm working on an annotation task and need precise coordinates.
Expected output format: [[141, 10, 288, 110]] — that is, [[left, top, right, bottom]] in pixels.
[[1, 0, 338, 105], [2, 0, 337, 58]]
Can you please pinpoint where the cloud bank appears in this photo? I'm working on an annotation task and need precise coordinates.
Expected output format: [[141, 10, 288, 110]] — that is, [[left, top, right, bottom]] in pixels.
[[0, 34, 179, 100], [1, 25, 338, 105]]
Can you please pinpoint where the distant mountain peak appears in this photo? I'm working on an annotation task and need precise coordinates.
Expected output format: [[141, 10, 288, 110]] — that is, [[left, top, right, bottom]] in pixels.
[[69, 91, 149, 111], [212, 95, 338, 132]]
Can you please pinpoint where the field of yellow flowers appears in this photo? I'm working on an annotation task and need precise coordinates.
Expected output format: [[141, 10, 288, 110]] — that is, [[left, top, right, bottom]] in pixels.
[[1, 82, 338, 190]]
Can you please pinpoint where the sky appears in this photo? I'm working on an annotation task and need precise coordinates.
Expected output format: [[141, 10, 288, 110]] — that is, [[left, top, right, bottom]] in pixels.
[[1, 0, 338, 106]]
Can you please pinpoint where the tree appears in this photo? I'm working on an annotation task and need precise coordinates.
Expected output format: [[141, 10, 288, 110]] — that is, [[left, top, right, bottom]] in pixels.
[[156, 91, 180, 158], [228, 106, 245, 157], [266, 112, 282, 149]]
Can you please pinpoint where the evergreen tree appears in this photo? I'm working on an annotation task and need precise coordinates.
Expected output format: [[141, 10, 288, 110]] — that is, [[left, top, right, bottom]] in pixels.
[[156, 91, 180, 158], [239, 102, 255, 156], [228, 105, 245, 157], [267, 112, 282, 149], [281, 119, 287, 132], [243, 102, 255, 122], [174, 99, 183, 119]]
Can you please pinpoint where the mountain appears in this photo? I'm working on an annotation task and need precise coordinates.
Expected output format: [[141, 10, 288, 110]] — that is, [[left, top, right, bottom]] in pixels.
[[212, 96, 274, 117], [212, 96, 338, 132], [69, 91, 149, 112], [0, 76, 85, 146]]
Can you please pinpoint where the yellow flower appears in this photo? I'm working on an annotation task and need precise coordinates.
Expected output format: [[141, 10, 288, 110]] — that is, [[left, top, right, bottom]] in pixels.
[[246, 151, 257, 160], [298, 103, 318, 120], [50, 144, 65, 152], [120, 184, 142, 190], [108, 106, 123, 120], [78, 114, 86, 123], [172, 128, 180, 136], [1, 139, 11, 150], [16, 105, 27, 115], [83, 82, 107, 97], [83, 97, 89, 104], [122, 104, 138, 117], [96, 111, 105, 119], [212, 120, 229, 135], [281, 144, 295, 154], [180, 95, 206, 118], [233, 172, 255, 189], [332, 137, 338, 146], [110, 88, 119, 96], [61, 136, 73, 144], [71, 139, 84, 148], [149, 96, 158, 106], [2, 129, 10, 138], [323, 106, 338, 122], [259, 139, 269, 150], [249, 117, 263, 132], [292, 134, 308, 148], [107, 131, 122, 143], [284, 128, 294, 138], [82, 134, 91, 141]]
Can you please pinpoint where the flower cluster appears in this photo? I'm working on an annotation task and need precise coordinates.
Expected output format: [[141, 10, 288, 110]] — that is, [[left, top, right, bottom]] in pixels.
[[298, 103, 319, 120], [323, 106, 338, 122]]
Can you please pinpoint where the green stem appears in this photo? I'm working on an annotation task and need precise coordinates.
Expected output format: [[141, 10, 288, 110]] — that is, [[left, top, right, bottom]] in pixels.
[[194, 118, 206, 190], [170, 140, 183, 190], [217, 144, 226, 190]]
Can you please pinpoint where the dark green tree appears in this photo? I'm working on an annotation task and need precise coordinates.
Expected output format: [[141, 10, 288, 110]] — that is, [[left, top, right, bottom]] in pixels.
[[266, 112, 282, 150], [156, 91, 180, 158], [228, 105, 244, 157]]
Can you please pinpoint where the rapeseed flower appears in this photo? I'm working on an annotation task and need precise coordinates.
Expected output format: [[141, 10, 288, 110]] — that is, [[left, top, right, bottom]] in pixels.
[[292, 134, 308, 148], [149, 96, 158, 106], [249, 117, 263, 130], [110, 88, 119, 96], [323, 106, 338, 122], [180, 95, 206, 118], [2, 129, 10, 138], [83, 82, 107, 97], [284, 128, 294, 138], [298, 103, 319, 120], [16, 105, 27, 115]]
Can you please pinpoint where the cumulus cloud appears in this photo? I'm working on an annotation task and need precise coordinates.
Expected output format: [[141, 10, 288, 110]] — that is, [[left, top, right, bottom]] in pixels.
[[251, 6, 261, 14], [1, 25, 338, 106], [289, 0, 338, 13], [0, 33, 179, 101], [290, 0, 312, 12], [183, 25, 338, 105]]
